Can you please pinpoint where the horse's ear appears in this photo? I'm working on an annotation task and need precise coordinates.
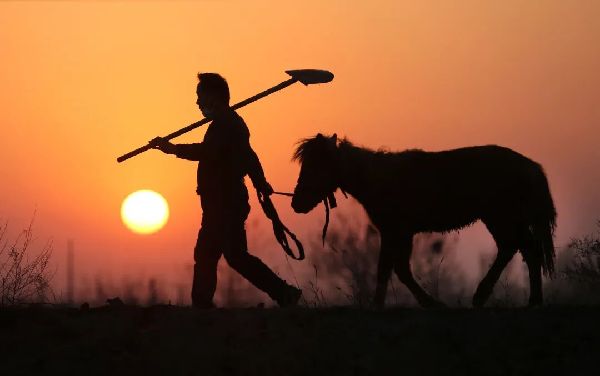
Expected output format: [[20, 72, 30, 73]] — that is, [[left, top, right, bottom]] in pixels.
[[331, 133, 337, 143], [316, 133, 324, 139]]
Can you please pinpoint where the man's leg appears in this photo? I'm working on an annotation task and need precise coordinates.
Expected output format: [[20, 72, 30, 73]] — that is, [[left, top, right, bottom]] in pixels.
[[191, 222, 222, 308], [222, 220, 300, 306]]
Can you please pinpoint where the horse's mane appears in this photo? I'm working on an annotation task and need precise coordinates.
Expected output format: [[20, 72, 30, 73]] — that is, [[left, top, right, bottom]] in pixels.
[[292, 134, 423, 163], [292, 136, 318, 163], [339, 139, 424, 157]]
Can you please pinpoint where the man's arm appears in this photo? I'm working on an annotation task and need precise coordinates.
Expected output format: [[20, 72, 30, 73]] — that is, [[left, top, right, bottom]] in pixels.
[[173, 143, 204, 161], [149, 137, 205, 161], [247, 146, 272, 195], [225, 119, 272, 194], [235, 126, 272, 195]]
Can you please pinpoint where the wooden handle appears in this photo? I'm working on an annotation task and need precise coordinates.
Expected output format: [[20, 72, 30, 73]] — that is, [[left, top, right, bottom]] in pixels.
[[117, 144, 153, 163], [116, 78, 298, 163]]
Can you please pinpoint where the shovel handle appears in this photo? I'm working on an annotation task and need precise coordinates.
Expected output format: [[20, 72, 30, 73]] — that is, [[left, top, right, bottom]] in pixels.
[[117, 77, 298, 163], [117, 119, 208, 163], [117, 144, 153, 163]]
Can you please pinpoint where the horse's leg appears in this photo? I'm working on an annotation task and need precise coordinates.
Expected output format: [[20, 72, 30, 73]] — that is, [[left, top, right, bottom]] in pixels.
[[393, 234, 445, 308], [472, 248, 516, 307], [519, 227, 543, 306], [373, 234, 395, 308], [473, 220, 518, 307]]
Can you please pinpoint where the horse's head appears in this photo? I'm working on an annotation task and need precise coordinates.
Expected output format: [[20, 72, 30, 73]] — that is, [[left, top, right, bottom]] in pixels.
[[291, 133, 340, 214]]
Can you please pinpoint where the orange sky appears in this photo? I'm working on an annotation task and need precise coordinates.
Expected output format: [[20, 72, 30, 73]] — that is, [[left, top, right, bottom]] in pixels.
[[1, 1, 599, 303]]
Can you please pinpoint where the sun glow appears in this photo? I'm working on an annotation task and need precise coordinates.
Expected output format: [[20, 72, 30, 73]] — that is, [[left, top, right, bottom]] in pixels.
[[121, 190, 169, 234]]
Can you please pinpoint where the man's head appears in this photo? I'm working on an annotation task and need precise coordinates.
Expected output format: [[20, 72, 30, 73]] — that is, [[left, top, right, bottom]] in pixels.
[[196, 73, 230, 117]]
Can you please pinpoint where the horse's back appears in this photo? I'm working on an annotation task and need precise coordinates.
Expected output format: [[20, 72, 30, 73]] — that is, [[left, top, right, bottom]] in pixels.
[[368, 145, 550, 233], [399, 144, 541, 185]]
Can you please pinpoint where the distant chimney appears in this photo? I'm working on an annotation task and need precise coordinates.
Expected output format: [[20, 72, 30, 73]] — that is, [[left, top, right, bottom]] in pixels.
[[67, 239, 74, 304]]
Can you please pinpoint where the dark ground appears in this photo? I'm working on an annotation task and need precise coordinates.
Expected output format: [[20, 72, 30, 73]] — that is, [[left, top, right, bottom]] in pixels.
[[1, 305, 599, 375]]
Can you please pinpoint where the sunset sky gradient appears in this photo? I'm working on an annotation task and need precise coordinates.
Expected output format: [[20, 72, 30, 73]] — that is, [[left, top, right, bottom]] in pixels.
[[1, 1, 598, 303]]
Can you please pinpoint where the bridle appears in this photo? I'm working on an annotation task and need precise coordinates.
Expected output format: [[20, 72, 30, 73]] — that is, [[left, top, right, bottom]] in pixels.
[[274, 187, 347, 247], [271, 149, 347, 252], [321, 188, 348, 246]]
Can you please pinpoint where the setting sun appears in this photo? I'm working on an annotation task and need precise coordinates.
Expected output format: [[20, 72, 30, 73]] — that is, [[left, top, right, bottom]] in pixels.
[[121, 190, 169, 234]]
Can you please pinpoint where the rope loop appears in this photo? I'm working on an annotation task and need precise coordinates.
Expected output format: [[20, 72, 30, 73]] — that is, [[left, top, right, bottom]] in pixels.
[[258, 192, 305, 261]]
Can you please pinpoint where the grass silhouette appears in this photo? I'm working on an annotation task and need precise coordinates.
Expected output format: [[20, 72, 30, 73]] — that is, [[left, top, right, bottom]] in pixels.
[[0, 216, 54, 307], [2, 219, 600, 374]]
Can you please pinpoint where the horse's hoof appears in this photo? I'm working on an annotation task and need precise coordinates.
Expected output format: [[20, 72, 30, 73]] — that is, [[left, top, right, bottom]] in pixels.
[[472, 296, 485, 308], [472, 290, 490, 308]]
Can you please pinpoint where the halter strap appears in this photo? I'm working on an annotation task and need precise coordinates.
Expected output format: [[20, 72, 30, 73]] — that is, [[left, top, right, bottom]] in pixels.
[[272, 191, 294, 197], [321, 189, 346, 245]]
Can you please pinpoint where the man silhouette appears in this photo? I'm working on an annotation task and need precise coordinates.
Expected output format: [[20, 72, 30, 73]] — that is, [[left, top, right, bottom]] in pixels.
[[151, 73, 301, 308]]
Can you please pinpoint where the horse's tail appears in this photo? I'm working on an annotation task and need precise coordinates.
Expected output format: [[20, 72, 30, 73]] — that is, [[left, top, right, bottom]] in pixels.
[[528, 163, 557, 277]]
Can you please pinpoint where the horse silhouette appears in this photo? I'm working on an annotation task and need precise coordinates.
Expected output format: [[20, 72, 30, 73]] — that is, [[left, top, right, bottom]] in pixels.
[[291, 134, 556, 308]]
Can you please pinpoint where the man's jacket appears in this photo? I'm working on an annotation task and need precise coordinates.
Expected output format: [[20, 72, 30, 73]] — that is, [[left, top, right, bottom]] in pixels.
[[173, 108, 268, 212]]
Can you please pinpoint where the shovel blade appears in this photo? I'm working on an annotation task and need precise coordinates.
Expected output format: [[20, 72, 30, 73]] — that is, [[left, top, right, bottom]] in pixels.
[[285, 69, 334, 85]]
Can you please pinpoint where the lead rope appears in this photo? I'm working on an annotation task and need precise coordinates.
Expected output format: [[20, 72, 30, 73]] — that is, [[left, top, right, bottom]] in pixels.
[[259, 191, 305, 260]]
